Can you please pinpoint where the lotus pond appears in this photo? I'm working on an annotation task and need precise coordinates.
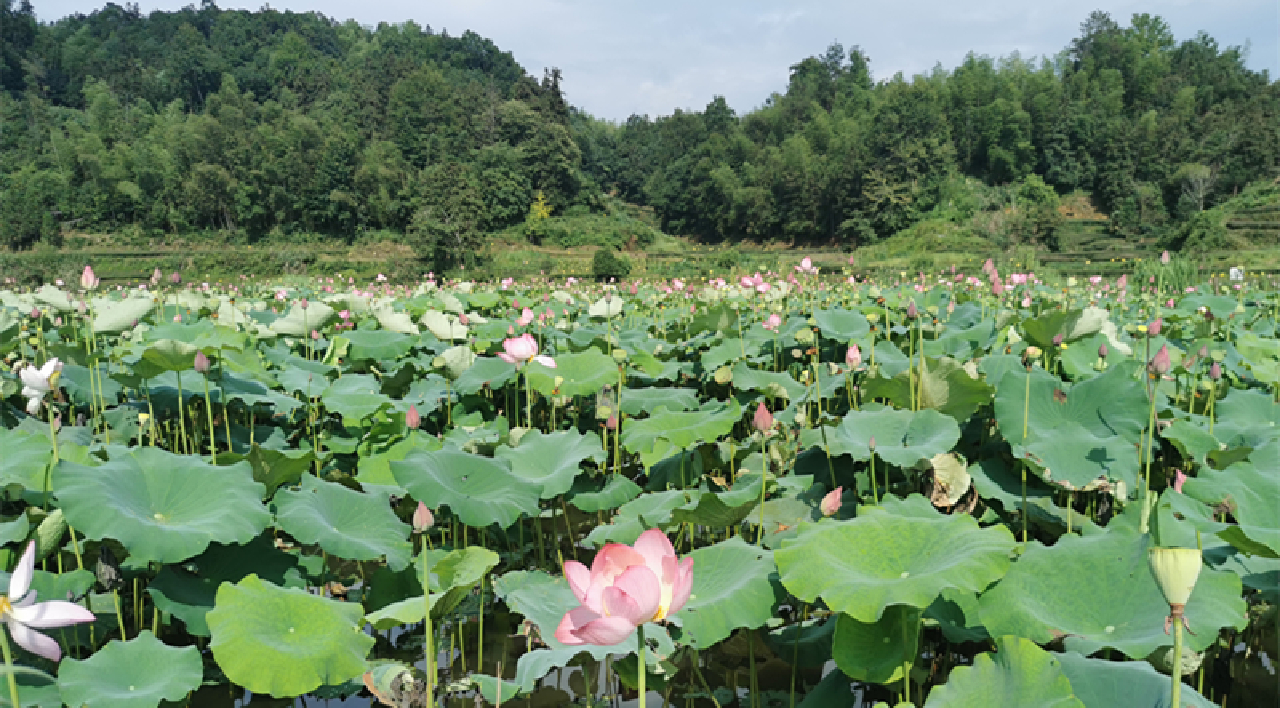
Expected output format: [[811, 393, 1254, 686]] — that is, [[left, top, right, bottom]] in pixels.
[[0, 262, 1275, 708]]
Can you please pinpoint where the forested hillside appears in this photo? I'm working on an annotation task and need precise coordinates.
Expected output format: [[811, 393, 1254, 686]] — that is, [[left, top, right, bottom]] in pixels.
[[1, 3, 1277, 267], [577, 12, 1278, 250]]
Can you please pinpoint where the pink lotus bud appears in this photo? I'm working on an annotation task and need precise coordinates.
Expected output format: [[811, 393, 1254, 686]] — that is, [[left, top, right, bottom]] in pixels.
[[194, 351, 210, 374], [412, 501, 434, 533], [1161, 250, 1170, 265], [406, 404, 420, 430], [80, 265, 99, 290], [1098, 344, 1108, 358], [311, 329, 320, 340], [459, 312, 469, 325], [1052, 334, 1063, 347], [1147, 318, 1162, 337], [992, 280, 1004, 296], [1173, 469, 1186, 493], [820, 486, 842, 517], [845, 344, 862, 367], [868, 436, 876, 451], [753, 402, 773, 433], [605, 414, 618, 430], [906, 301, 918, 319], [1209, 362, 1221, 380], [1149, 344, 1171, 375], [30, 307, 40, 319], [170, 272, 181, 284], [1198, 345, 1208, 358]]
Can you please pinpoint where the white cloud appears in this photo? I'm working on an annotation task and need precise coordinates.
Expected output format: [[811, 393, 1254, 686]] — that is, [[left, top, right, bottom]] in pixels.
[[35, 0, 1278, 121]]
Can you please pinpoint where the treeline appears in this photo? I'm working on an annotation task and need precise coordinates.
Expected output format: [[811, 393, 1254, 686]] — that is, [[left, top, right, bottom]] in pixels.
[[1, 4, 1277, 263], [575, 12, 1279, 249], [0, 0, 587, 266]]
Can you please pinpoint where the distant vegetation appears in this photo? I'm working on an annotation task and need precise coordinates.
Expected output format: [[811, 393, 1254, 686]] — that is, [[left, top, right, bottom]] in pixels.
[[1, 2, 1277, 273]]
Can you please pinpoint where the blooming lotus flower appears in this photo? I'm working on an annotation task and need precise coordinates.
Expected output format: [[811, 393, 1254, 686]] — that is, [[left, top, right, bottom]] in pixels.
[[820, 487, 843, 517], [517, 308, 535, 327], [2, 541, 96, 661], [763, 313, 781, 331], [555, 528, 693, 646], [20, 359, 62, 416], [498, 333, 556, 368]]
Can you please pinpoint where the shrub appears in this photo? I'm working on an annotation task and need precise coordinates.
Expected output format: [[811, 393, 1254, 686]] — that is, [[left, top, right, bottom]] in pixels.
[[591, 248, 631, 281]]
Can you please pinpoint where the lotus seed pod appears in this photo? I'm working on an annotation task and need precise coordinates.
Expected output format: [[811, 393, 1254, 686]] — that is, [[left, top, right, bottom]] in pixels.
[[35, 508, 68, 561], [1148, 546, 1202, 608]]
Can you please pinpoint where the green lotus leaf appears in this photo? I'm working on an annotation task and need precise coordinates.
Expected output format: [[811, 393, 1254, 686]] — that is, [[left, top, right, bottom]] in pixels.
[[222, 443, 314, 498], [813, 308, 870, 342], [134, 338, 200, 379], [670, 475, 763, 528], [832, 606, 920, 685], [925, 588, 990, 643], [621, 400, 741, 457], [435, 344, 477, 381], [273, 475, 413, 571], [451, 356, 514, 393], [1021, 307, 1108, 350], [495, 429, 607, 499], [147, 534, 304, 636], [795, 667, 857, 708], [373, 305, 420, 335], [391, 449, 540, 529], [208, 574, 374, 698], [355, 432, 442, 490], [1055, 650, 1217, 708], [619, 387, 701, 416], [57, 631, 202, 708], [967, 458, 1102, 537], [1058, 333, 1129, 380], [765, 615, 834, 669], [53, 447, 270, 564], [860, 357, 993, 422], [0, 515, 29, 546], [675, 537, 778, 648], [364, 546, 500, 628], [421, 310, 468, 340], [923, 636, 1083, 708], [819, 406, 962, 468], [342, 329, 414, 361], [978, 528, 1247, 658], [731, 361, 807, 400], [569, 475, 642, 512], [776, 495, 1016, 622], [689, 304, 738, 334], [584, 490, 688, 547], [994, 365, 1148, 489], [269, 300, 336, 337], [321, 374, 392, 422], [527, 348, 616, 397], [1160, 420, 1221, 471], [90, 295, 156, 334], [1182, 461, 1280, 557], [588, 295, 624, 318], [0, 427, 51, 493], [1212, 388, 1280, 448]]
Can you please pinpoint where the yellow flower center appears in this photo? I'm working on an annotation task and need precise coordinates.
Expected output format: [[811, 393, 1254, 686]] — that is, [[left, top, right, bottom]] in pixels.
[[0, 595, 11, 619]]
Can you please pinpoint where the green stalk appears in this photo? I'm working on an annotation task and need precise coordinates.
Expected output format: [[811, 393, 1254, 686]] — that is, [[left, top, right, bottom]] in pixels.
[[477, 574, 485, 677], [175, 374, 188, 455], [1022, 367, 1031, 545], [422, 554, 435, 702], [870, 452, 879, 505], [202, 376, 217, 465], [1170, 616, 1184, 708], [1139, 376, 1158, 535], [636, 623, 647, 708], [757, 442, 768, 545], [0, 624, 20, 708]]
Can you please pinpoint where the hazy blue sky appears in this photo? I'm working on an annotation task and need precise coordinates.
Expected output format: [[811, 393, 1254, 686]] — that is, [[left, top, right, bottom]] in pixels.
[[34, 0, 1279, 121]]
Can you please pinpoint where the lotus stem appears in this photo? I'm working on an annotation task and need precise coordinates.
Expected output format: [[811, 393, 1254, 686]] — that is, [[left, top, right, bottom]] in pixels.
[[757, 443, 768, 545], [0, 623, 20, 708], [637, 623, 646, 708], [175, 374, 188, 455], [477, 574, 485, 678], [202, 376, 217, 465], [1171, 611, 1184, 708], [422, 553, 435, 702]]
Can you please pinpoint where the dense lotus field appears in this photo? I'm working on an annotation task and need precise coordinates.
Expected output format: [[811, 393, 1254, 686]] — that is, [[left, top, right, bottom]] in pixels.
[[0, 260, 1275, 708]]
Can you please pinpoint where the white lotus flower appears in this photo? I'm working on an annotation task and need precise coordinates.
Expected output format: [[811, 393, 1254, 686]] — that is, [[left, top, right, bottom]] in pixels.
[[2, 541, 95, 661], [19, 359, 62, 415]]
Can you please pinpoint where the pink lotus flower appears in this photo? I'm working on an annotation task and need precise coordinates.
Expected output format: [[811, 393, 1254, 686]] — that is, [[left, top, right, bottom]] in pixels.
[[80, 265, 99, 290], [555, 529, 693, 646], [405, 404, 420, 430], [753, 402, 773, 433], [2, 540, 96, 660], [845, 344, 862, 367], [498, 333, 556, 368], [763, 313, 781, 331], [1172, 469, 1187, 494], [820, 487, 843, 516], [412, 501, 433, 533], [517, 308, 535, 327]]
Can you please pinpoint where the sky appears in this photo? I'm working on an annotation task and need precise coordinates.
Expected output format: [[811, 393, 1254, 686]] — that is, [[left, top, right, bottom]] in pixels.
[[34, 0, 1280, 122]]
